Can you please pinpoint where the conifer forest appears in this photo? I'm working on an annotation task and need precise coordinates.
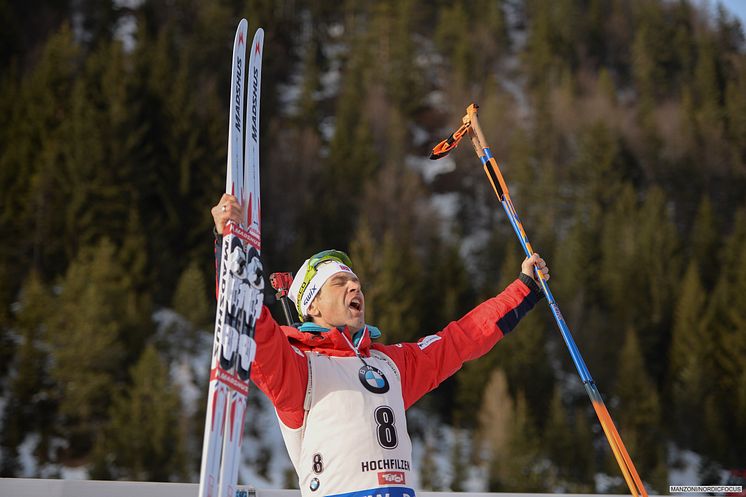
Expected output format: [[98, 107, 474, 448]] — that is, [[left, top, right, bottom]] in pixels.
[[1, 0, 745, 493]]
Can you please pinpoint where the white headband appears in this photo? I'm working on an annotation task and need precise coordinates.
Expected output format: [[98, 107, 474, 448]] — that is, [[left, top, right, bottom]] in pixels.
[[288, 259, 357, 317]]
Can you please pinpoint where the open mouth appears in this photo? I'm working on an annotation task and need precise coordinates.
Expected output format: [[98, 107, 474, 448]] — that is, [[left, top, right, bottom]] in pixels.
[[349, 298, 362, 311]]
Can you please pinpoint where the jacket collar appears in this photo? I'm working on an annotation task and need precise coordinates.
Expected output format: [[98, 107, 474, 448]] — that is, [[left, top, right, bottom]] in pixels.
[[282, 324, 373, 357]]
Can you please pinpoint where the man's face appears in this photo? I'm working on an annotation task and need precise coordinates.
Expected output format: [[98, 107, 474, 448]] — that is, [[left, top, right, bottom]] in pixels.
[[307, 272, 365, 331]]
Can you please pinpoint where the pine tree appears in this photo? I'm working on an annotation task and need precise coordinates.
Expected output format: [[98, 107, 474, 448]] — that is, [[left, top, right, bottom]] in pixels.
[[418, 430, 441, 491], [434, 2, 472, 95], [449, 428, 466, 492], [599, 185, 680, 381], [349, 220, 379, 294], [317, 31, 379, 248], [614, 328, 665, 488], [544, 389, 572, 487], [101, 344, 187, 481], [543, 390, 594, 491], [363, 230, 422, 343], [671, 0, 696, 84], [523, 0, 556, 91], [420, 239, 474, 334], [554, 123, 624, 312], [492, 392, 547, 492], [669, 261, 709, 449], [1, 24, 82, 279], [570, 408, 595, 490], [724, 56, 746, 165], [477, 368, 512, 470], [472, 0, 509, 67], [372, 0, 423, 117], [477, 368, 549, 491], [295, 36, 322, 129], [693, 33, 723, 128], [635, 187, 681, 376], [700, 208, 746, 464], [689, 195, 720, 289], [265, 34, 325, 259], [631, 22, 657, 122], [599, 185, 638, 333], [173, 260, 211, 331], [46, 239, 130, 457], [0, 272, 54, 475]]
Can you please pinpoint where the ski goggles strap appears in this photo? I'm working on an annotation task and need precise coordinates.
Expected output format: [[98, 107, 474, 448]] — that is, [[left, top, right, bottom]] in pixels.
[[308, 249, 353, 270]]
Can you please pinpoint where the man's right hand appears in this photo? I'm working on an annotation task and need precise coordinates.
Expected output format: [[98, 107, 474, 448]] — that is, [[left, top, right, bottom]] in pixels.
[[521, 253, 549, 284], [211, 194, 242, 233]]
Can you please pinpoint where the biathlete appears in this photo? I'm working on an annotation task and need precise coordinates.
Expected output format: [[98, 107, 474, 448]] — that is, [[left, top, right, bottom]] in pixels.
[[211, 193, 550, 497]]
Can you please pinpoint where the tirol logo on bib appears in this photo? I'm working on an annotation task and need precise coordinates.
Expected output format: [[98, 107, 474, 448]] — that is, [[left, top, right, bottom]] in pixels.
[[358, 364, 389, 394]]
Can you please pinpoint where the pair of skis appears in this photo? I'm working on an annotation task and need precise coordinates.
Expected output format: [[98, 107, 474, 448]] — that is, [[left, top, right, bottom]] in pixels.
[[198, 19, 264, 497]]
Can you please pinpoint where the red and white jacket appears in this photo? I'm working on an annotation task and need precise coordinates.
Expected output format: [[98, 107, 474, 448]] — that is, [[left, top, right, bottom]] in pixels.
[[214, 240, 543, 497], [251, 274, 541, 497]]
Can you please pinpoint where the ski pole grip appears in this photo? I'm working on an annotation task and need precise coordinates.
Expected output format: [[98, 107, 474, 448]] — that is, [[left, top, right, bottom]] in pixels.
[[269, 272, 294, 298], [270, 272, 296, 325], [466, 103, 511, 200]]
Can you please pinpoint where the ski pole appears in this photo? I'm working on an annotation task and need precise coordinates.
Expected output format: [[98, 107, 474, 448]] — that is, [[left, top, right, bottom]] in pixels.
[[430, 103, 648, 497], [270, 272, 295, 325]]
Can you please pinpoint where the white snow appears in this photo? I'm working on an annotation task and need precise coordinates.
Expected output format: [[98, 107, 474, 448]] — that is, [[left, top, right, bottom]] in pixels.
[[669, 448, 704, 491], [238, 389, 295, 487], [153, 306, 295, 487], [17, 433, 40, 476], [405, 154, 456, 184], [172, 357, 201, 418], [407, 408, 487, 492], [667, 445, 732, 495], [594, 472, 625, 493], [430, 193, 460, 236], [425, 90, 447, 109], [319, 116, 336, 145], [409, 124, 431, 148], [59, 465, 89, 479]]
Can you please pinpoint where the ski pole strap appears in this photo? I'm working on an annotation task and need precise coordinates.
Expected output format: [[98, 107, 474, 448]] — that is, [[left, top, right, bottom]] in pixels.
[[430, 121, 471, 159]]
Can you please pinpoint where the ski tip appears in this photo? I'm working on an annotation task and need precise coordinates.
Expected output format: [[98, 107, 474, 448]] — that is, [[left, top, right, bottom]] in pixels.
[[250, 28, 265, 57], [252, 28, 265, 46], [235, 19, 249, 47]]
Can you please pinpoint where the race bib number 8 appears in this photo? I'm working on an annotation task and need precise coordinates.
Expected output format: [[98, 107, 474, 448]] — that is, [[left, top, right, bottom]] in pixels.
[[374, 406, 398, 449]]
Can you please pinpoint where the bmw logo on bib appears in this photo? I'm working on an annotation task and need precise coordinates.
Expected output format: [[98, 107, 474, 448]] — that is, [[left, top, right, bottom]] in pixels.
[[359, 365, 389, 394]]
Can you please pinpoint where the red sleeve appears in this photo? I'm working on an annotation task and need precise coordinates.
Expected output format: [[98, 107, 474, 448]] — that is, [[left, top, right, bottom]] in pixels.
[[250, 306, 309, 429], [373, 276, 542, 409]]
